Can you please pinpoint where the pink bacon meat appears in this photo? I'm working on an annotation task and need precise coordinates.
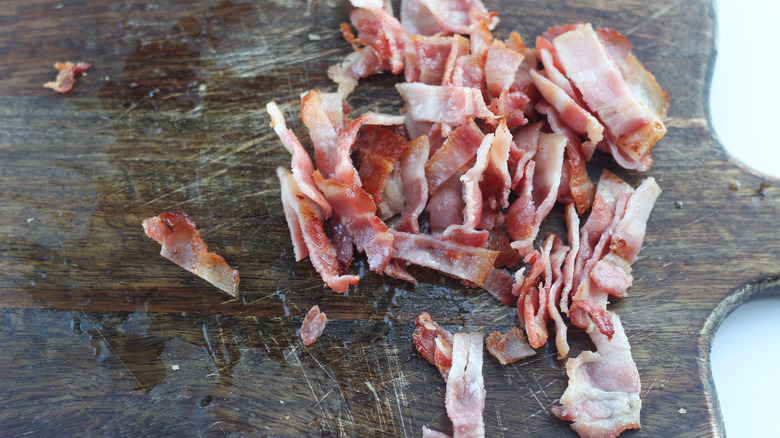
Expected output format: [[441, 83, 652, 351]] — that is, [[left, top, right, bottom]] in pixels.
[[43, 61, 91, 93], [300, 305, 328, 346], [142, 211, 239, 297]]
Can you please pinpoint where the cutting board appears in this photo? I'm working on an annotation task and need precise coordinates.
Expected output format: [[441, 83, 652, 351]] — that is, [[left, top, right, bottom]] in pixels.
[[1, 0, 778, 436]]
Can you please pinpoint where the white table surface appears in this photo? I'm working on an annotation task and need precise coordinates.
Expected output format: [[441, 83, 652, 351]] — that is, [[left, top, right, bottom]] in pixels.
[[708, 1, 780, 436]]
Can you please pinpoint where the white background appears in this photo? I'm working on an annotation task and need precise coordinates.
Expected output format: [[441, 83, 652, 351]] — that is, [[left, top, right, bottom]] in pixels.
[[709, 0, 780, 436]]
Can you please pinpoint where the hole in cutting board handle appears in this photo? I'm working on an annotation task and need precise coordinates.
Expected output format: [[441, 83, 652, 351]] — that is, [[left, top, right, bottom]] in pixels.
[[707, 280, 780, 436], [709, 1, 780, 179]]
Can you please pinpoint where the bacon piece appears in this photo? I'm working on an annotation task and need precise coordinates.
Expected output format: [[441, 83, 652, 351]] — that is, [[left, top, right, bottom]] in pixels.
[[445, 332, 486, 438], [456, 131, 494, 230], [508, 132, 567, 256], [391, 230, 498, 286], [330, 215, 354, 272], [43, 61, 91, 93], [396, 135, 430, 234], [347, 7, 406, 75], [378, 167, 405, 219], [487, 90, 529, 128], [536, 100, 596, 214], [485, 39, 524, 95], [530, 68, 604, 160], [441, 35, 471, 86], [355, 125, 409, 204], [481, 120, 512, 212], [486, 227, 519, 269], [428, 170, 466, 233], [267, 101, 333, 217], [546, 235, 571, 359], [510, 122, 541, 190], [425, 119, 485, 194], [383, 258, 418, 283], [422, 427, 452, 438], [300, 90, 342, 181], [552, 313, 641, 437], [396, 83, 494, 125], [517, 234, 556, 348], [560, 204, 581, 315], [400, 0, 444, 36], [277, 168, 360, 293], [418, 0, 498, 34], [413, 35, 456, 85], [413, 312, 454, 378], [142, 211, 239, 297], [482, 267, 515, 305], [314, 172, 394, 273], [553, 24, 666, 162], [300, 305, 328, 346], [486, 327, 535, 365], [334, 112, 406, 186]]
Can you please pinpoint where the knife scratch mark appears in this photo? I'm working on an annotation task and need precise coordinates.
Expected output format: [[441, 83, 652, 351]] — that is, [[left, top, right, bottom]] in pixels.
[[625, 0, 684, 36], [366, 381, 389, 433]]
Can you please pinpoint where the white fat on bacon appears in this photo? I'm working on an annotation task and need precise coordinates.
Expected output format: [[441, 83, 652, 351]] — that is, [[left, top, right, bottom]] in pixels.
[[485, 327, 535, 365], [445, 332, 486, 438], [396, 83, 495, 125], [416, 0, 498, 35], [553, 313, 641, 438]]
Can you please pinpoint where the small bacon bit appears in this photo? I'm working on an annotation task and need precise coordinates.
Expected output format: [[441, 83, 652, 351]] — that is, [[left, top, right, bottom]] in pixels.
[[422, 427, 452, 438], [142, 211, 239, 297], [413, 312, 454, 378], [43, 62, 91, 93], [485, 327, 536, 365], [300, 305, 328, 346]]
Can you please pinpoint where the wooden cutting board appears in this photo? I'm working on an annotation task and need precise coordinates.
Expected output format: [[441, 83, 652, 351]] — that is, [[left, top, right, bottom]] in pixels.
[[1, 0, 777, 436]]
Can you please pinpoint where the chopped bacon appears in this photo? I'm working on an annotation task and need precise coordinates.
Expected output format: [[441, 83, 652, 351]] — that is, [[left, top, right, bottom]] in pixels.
[[400, 0, 443, 36], [413, 312, 455, 378], [442, 35, 471, 86], [445, 332, 486, 438], [481, 120, 512, 212], [427, 170, 466, 233], [560, 203, 581, 315], [396, 135, 431, 233], [416, 0, 498, 34], [43, 61, 91, 93], [485, 39, 524, 95], [552, 24, 666, 162], [485, 327, 535, 365], [482, 267, 515, 305], [391, 230, 498, 286], [355, 125, 409, 204], [535, 100, 596, 214], [413, 35, 457, 85], [300, 91, 343, 181], [277, 168, 360, 293], [378, 167, 405, 219], [300, 305, 328, 346], [396, 83, 495, 125], [314, 172, 394, 273], [142, 211, 239, 297], [553, 313, 641, 438], [546, 234, 571, 359], [346, 7, 406, 75], [485, 227, 520, 269], [268, 101, 333, 217], [425, 119, 485, 194], [508, 132, 567, 256], [334, 112, 406, 186]]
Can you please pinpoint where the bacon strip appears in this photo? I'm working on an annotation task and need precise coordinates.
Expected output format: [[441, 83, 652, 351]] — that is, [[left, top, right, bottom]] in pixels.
[[553, 24, 666, 162], [142, 211, 239, 297], [446, 332, 486, 438], [391, 230, 498, 286], [396, 83, 495, 125], [486, 327, 535, 365], [43, 61, 91, 93], [418, 0, 498, 34], [485, 39, 524, 95], [508, 132, 567, 256], [348, 7, 406, 75], [396, 135, 431, 233], [277, 167, 360, 293], [425, 119, 485, 194], [314, 172, 395, 273], [268, 101, 333, 217], [553, 313, 641, 438], [300, 305, 328, 346]]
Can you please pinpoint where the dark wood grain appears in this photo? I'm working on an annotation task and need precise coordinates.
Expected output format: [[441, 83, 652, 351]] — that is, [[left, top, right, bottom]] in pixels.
[[0, 0, 778, 436]]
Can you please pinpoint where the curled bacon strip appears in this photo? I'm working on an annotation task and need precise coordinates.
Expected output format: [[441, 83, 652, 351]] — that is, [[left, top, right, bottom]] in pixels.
[[142, 211, 239, 297]]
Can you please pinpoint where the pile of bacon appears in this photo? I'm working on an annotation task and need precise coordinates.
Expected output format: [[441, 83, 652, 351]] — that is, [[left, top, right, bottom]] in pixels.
[[270, 0, 667, 437]]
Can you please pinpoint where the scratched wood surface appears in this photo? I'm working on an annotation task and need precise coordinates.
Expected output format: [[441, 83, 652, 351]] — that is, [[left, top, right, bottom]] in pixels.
[[0, 0, 778, 436]]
